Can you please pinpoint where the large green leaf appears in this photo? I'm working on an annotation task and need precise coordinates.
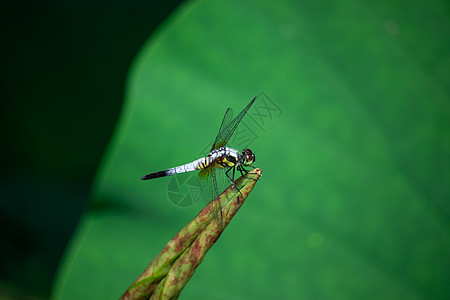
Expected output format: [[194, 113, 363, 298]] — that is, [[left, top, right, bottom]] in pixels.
[[52, 0, 450, 299]]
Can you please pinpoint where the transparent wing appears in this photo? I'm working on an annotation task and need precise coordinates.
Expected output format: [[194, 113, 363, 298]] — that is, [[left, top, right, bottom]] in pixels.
[[211, 97, 256, 150], [198, 165, 219, 203], [198, 97, 257, 225], [210, 108, 233, 151], [198, 164, 224, 225]]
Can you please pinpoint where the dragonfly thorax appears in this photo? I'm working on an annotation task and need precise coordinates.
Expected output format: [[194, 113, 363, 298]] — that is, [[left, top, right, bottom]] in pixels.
[[208, 147, 255, 168]]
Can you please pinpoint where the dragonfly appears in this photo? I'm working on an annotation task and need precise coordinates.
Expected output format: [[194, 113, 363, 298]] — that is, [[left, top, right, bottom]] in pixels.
[[141, 97, 256, 218]]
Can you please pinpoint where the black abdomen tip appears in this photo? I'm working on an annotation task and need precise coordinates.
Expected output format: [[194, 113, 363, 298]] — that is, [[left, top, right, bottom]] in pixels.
[[140, 170, 168, 180]]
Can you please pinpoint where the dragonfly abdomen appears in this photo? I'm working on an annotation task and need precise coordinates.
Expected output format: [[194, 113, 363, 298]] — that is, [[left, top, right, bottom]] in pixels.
[[195, 156, 213, 170], [140, 156, 212, 180], [141, 170, 169, 180]]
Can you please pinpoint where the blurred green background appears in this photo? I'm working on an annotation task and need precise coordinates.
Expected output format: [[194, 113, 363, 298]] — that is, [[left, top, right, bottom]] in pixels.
[[3, 0, 450, 299], [0, 0, 182, 298]]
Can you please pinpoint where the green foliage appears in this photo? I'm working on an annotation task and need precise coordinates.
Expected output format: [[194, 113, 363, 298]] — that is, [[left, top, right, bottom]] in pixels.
[[52, 0, 450, 299]]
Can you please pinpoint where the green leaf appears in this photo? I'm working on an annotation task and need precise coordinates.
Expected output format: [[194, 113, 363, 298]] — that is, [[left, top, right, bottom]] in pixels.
[[52, 0, 450, 299]]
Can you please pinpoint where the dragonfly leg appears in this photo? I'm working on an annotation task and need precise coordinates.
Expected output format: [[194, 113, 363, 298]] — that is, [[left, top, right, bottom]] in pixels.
[[237, 165, 248, 177], [238, 165, 259, 181], [226, 167, 243, 203], [225, 167, 237, 188]]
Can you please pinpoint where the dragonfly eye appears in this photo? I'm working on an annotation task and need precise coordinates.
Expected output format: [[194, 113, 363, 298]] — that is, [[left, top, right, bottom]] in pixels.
[[242, 148, 255, 165]]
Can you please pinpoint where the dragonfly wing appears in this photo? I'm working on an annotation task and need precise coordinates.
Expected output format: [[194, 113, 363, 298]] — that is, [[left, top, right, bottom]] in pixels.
[[198, 164, 219, 203], [211, 97, 256, 150], [211, 108, 233, 151], [196, 97, 257, 225], [198, 164, 223, 224]]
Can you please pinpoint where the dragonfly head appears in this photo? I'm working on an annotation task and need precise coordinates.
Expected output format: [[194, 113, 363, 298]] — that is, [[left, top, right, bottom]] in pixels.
[[242, 148, 255, 166]]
